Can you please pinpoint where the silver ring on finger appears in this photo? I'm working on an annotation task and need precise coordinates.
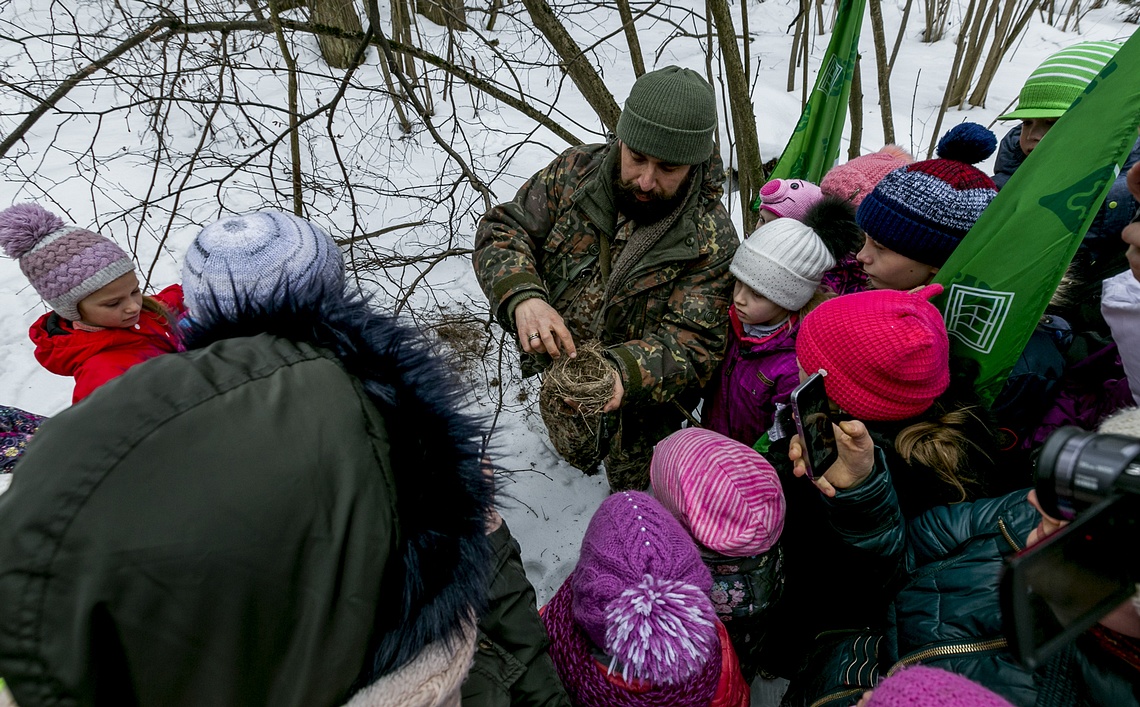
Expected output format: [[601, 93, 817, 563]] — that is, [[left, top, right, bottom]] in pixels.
[[527, 332, 541, 341]]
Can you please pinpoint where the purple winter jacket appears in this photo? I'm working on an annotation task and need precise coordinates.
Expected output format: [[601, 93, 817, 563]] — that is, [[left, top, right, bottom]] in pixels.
[[703, 306, 800, 447]]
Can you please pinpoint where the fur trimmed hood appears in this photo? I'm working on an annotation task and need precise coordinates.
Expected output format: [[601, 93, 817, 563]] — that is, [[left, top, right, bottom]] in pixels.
[[184, 282, 495, 685], [0, 278, 495, 707]]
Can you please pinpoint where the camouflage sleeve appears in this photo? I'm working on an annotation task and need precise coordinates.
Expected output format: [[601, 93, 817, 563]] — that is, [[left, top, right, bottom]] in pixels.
[[472, 151, 576, 333], [606, 209, 738, 406]]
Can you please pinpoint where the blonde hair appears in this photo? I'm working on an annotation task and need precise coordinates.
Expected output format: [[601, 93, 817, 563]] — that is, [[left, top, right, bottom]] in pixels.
[[797, 288, 835, 319], [142, 295, 176, 329], [894, 405, 993, 503]]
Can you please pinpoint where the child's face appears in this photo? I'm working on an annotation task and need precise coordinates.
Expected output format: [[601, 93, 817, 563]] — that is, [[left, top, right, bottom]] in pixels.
[[757, 208, 780, 226], [856, 234, 938, 291], [1019, 118, 1057, 156], [76, 271, 143, 328], [733, 281, 788, 326]]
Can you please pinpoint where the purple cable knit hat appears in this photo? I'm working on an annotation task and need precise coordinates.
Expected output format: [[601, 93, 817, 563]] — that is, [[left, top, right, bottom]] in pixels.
[[866, 666, 1014, 706], [651, 428, 785, 557], [758, 179, 824, 222], [571, 491, 718, 686], [0, 203, 134, 322]]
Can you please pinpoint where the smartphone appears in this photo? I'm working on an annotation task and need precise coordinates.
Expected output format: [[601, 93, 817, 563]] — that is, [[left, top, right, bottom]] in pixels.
[[1000, 493, 1140, 669], [790, 372, 842, 481]]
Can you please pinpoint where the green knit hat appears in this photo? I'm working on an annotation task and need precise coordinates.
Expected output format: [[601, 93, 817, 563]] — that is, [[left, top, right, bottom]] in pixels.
[[616, 66, 717, 165], [998, 41, 1121, 120]]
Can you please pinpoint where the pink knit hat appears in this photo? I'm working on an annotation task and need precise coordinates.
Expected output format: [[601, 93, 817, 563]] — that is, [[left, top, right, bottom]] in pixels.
[[651, 428, 785, 556], [758, 179, 824, 222], [796, 285, 950, 421], [865, 666, 1014, 706], [820, 145, 914, 206], [571, 491, 718, 686]]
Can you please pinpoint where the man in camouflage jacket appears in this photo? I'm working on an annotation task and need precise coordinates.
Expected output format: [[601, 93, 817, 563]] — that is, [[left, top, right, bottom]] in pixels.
[[473, 66, 739, 491]]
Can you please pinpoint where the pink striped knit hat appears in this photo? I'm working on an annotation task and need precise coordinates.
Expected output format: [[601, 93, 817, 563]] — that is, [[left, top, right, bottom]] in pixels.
[[650, 428, 785, 556]]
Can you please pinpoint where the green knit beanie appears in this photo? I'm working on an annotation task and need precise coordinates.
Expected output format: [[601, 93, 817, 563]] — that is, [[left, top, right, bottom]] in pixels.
[[616, 66, 717, 165], [998, 41, 1121, 120]]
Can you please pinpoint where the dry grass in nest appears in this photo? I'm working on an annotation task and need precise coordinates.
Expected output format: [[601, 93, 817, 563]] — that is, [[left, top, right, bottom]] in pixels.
[[541, 340, 614, 416]]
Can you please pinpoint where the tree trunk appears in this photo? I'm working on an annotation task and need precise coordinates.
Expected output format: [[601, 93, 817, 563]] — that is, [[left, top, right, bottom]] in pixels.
[[708, 0, 765, 233], [308, 0, 368, 68], [928, 0, 977, 157], [868, 0, 895, 144], [888, 0, 914, 77], [417, 0, 466, 30], [968, 0, 1038, 105], [950, 0, 997, 107], [787, 3, 805, 92], [849, 52, 864, 160], [485, 0, 500, 30], [615, 0, 646, 77], [521, 0, 621, 132]]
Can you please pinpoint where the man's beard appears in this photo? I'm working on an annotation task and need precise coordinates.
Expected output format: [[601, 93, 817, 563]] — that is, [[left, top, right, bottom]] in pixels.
[[613, 173, 689, 225]]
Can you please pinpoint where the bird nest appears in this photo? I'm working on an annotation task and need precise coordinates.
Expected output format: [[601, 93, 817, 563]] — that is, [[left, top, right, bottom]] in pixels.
[[539, 340, 615, 472]]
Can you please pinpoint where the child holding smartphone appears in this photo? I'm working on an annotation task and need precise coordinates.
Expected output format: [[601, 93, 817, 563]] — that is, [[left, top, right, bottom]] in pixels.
[[0, 204, 183, 403], [702, 197, 859, 447]]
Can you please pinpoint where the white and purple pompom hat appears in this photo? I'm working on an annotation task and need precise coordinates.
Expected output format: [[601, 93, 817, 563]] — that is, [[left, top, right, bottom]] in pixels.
[[0, 204, 134, 322], [569, 491, 719, 687]]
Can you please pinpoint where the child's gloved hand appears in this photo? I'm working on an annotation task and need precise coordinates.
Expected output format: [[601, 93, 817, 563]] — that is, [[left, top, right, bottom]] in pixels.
[[789, 419, 875, 497]]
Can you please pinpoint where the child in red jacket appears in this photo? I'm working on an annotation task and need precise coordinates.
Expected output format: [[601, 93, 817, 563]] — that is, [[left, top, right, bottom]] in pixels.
[[0, 204, 183, 403]]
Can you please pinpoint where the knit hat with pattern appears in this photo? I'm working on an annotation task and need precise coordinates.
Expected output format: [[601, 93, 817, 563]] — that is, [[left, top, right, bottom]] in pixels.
[[731, 218, 837, 311], [0, 203, 134, 322], [999, 41, 1122, 120], [571, 491, 718, 686], [182, 210, 345, 320], [820, 145, 914, 206], [865, 666, 1014, 707], [757, 179, 824, 222], [856, 123, 997, 268], [651, 428, 785, 557], [616, 66, 717, 166], [796, 284, 950, 421]]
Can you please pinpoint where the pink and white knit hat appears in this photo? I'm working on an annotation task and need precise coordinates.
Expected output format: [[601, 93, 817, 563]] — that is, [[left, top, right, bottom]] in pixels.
[[651, 428, 785, 557], [758, 179, 824, 222], [0, 203, 133, 322]]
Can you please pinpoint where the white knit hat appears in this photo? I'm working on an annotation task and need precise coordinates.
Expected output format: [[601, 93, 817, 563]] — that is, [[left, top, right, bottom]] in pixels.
[[729, 218, 836, 311], [182, 210, 345, 320]]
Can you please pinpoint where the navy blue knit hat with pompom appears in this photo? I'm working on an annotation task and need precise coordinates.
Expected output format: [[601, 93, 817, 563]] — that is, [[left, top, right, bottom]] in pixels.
[[856, 123, 997, 268]]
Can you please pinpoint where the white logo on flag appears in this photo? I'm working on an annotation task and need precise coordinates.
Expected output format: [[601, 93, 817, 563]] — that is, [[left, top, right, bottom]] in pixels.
[[944, 285, 1015, 354]]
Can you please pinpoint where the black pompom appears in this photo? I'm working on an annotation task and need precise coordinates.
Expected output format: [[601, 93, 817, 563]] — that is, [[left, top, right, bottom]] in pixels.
[[804, 195, 862, 259]]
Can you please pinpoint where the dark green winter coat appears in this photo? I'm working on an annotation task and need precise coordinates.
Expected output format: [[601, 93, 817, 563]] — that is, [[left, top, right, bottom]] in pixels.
[[463, 522, 571, 707], [786, 490, 1140, 706], [0, 291, 496, 706], [883, 491, 1140, 707], [473, 141, 738, 406]]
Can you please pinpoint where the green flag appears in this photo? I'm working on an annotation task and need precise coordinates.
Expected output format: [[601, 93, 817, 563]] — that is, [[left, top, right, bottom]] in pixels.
[[932, 32, 1140, 405], [762, 0, 866, 195]]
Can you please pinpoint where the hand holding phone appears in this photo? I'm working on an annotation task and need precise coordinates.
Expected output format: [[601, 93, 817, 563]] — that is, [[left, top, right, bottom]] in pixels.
[[789, 372, 874, 495]]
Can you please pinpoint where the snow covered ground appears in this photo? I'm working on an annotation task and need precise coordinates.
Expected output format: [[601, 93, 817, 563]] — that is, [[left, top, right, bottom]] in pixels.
[[0, 0, 1134, 623]]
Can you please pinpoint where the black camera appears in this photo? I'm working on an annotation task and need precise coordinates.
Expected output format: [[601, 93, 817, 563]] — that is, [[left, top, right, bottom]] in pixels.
[[1001, 426, 1140, 669]]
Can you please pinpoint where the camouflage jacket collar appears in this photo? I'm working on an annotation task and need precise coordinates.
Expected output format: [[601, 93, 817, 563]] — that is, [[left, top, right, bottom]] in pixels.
[[571, 141, 727, 269]]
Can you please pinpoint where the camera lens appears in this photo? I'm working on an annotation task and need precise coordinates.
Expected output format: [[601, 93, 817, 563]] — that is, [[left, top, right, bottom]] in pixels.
[[1037, 426, 1140, 520]]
